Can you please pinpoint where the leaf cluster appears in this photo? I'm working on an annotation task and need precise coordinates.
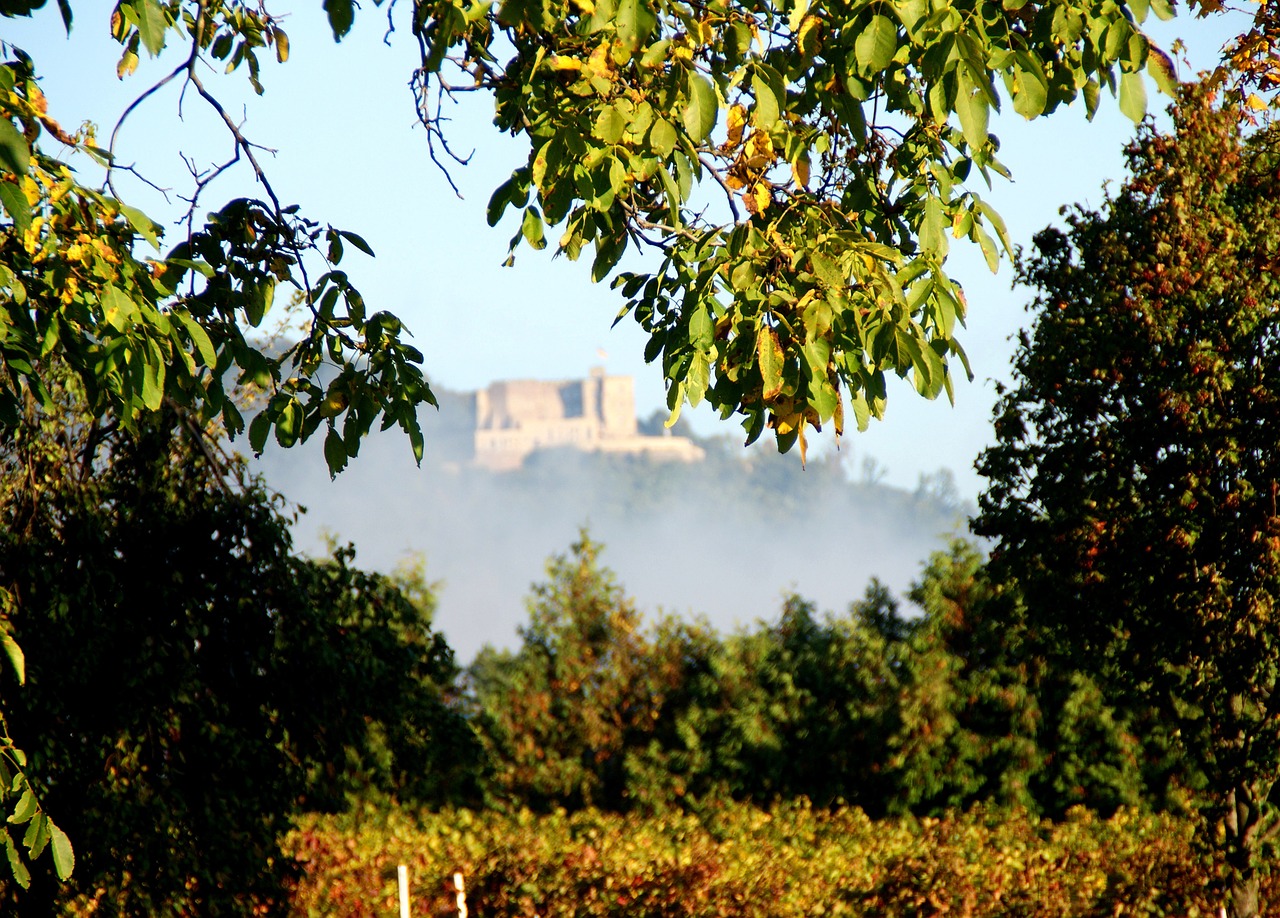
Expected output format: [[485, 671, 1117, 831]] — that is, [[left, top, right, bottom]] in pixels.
[[414, 0, 1175, 457], [0, 2, 435, 481]]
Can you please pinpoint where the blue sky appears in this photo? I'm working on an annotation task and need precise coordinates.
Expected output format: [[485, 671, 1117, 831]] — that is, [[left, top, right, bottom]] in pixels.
[[4, 4, 1248, 497]]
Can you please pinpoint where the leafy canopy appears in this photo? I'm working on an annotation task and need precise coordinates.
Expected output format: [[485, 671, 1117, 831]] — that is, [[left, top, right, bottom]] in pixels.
[[0, 393, 479, 915], [411, 0, 1178, 457], [975, 86, 1280, 917], [0, 1, 435, 478]]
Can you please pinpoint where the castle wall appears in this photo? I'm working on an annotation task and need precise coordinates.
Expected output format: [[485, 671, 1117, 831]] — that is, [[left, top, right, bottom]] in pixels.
[[471, 370, 701, 469]]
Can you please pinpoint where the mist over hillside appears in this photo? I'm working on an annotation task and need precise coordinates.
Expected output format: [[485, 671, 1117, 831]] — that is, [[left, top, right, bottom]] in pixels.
[[251, 390, 972, 662]]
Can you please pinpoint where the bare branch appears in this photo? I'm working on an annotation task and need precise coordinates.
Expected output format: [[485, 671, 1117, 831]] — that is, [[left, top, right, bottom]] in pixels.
[[106, 59, 189, 200], [699, 155, 742, 222]]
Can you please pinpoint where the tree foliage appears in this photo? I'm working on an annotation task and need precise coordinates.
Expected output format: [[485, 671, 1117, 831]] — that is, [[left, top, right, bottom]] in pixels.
[[468, 533, 1176, 820], [412, 0, 1182, 457], [0, 2, 435, 473], [975, 85, 1280, 917], [0, 398, 479, 915]]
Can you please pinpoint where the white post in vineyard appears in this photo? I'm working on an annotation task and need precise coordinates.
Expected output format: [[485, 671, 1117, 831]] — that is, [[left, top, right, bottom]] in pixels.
[[397, 864, 410, 918], [453, 871, 468, 918]]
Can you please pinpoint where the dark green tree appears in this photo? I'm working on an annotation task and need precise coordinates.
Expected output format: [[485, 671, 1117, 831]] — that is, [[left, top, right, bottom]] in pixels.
[[901, 540, 1167, 817], [0, 398, 479, 915], [468, 532, 680, 810], [975, 86, 1280, 918]]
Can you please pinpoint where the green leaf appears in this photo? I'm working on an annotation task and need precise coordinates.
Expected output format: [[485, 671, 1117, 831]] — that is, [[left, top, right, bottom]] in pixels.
[[521, 208, 547, 250], [1083, 77, 1101, 120], [1012, 57, 1048, 120], [339, 230, 375, 256], [324, 0, 355, 41], [487, 176, 519, 226], [758, 326, 784, 400], [275, 399, 301, 448], [141, 344, 165, 412], [687, 352, 710, 406], [956, 66, 989, 149], [809, 252, 844, 289], [0, 181, 30, 236], [49, 823, 73, 881], [1126, 31, 1149, 71], [22, 814, 47, 858], [119, 203, 161, 251], [689, 307, 714, 349], [248, 411, 271, 454], [615, 0, 656, 54], [752, 73, 780, 129], [243, 280, 274, 327], [324, 428, 348, 475], [0, 119, 30, 177], [851, 389, 871, 431], [4, 831, 29, 889], [640, 39, 670, 67], [591, 233, 626, 282], [8, 791, 36, 825], [649, 118, 678, 157], [1, 632, 24, 685], [854, 15, 897, 75], [973, 223, 999, 272], [682, 73, 718, 143], [594, 105, 627, 144], [1119, 70, 1147, 124], [102, 284, 138, 330], [134, 0, 168, 56], [920, 195, 948, 257], [801, 336, 830, 375], [809, 375, 839, 420], [173, 310, 217, 368], [1149, 0, 1174, 20]]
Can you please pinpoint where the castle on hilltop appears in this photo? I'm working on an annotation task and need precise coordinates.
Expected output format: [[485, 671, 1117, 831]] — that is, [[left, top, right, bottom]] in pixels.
[[431, 369, 704, 470]]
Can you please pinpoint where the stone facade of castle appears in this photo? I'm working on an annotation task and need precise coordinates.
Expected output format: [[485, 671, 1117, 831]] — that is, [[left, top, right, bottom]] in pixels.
[[471, 369, 704, 470]]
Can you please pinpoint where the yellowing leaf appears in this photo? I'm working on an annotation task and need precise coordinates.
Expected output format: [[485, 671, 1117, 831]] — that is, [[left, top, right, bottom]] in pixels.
[[744, 130, 775, 168], [792, 154, 810, 189], [798, 16, 821, 56], [116, 50, 139, 79], [726, 104, 748, 148], [751, 182, 771, 214], [758, 325, 784, 399]]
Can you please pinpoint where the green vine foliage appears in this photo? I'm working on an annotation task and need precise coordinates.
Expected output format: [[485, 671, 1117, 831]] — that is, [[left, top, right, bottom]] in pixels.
[[287, 802, 1252, 917], [410, 0, 1176, 456]]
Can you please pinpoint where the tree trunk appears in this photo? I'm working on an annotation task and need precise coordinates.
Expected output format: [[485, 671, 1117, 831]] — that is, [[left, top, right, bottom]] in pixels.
[[1230, 873, 1261, 918]]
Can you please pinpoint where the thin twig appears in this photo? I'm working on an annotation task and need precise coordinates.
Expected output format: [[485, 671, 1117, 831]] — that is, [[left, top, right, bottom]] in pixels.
[[699, 155, 742, 222], [106, 59, 189, 199]]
